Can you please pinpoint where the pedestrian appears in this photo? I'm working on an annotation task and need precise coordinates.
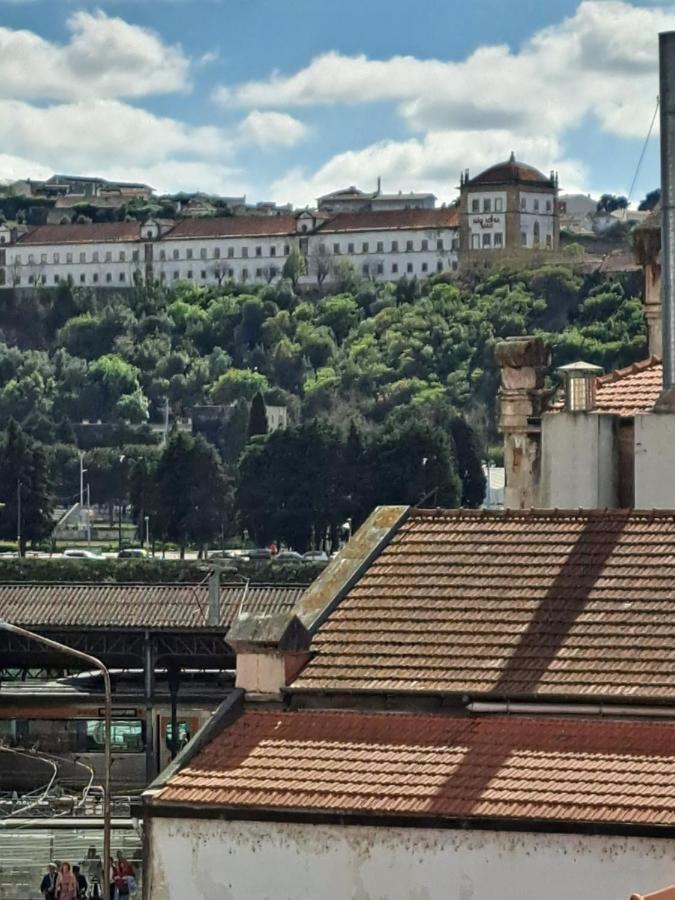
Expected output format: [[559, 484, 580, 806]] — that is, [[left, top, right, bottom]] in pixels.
[[81, 847, 102, 898], [72, 865, 88, 899], [55, 862, 78, 900], [40, 862, 58, 900], [114, 851, 135, 899], [108, 858, 115, 900]]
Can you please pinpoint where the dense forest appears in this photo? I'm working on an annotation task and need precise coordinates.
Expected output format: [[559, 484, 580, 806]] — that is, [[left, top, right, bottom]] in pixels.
[[0, 253, 647, 552]]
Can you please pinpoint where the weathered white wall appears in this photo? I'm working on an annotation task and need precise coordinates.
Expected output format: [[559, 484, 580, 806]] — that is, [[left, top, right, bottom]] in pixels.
[[634, 413, 675, 507], [148, 817, 675, 900]]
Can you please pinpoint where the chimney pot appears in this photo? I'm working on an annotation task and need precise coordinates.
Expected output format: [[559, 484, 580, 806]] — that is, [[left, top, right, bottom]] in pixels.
[[557, 361, 603, 412]]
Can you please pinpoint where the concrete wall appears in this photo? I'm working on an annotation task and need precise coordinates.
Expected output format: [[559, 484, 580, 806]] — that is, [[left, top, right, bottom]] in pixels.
[[634, 414, 675, 507], [148, 817, 675, 900], [541, 412, 618, 508]]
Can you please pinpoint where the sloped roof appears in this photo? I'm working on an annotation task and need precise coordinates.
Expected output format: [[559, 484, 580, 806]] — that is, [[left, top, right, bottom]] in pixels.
[[164, 215, 297, 239], [0, 582, 304, 631], [319, 208, 459, 233], [468, 155, 554, 189], [154, 709, 675, 829], [17, 222, 143, 245], [593, 356, 662, 416], [293, 508, 675, 700]]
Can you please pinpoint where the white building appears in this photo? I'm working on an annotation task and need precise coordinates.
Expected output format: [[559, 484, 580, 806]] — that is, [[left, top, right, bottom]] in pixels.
[[317, 181, 436, 214]]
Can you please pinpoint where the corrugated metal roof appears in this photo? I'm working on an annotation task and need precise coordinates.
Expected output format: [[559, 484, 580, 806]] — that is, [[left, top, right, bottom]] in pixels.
[[155, 709, 675, 828], [0, 582, 304, 631], [294, 508, 675, 699]]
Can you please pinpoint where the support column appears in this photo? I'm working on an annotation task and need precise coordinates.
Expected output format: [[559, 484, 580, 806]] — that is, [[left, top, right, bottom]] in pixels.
[[143, 631, 155, 784]]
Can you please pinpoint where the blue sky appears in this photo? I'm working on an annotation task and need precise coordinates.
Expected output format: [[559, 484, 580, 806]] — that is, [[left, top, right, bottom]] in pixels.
[[0, 0, 669, 205]]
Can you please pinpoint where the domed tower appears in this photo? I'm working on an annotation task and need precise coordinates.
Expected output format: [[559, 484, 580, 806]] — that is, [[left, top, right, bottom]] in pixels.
[[459, 152, 559, 259]]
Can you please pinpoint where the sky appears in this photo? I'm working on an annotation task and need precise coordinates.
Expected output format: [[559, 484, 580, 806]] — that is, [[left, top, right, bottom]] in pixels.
[[0, 0, 671, 206]]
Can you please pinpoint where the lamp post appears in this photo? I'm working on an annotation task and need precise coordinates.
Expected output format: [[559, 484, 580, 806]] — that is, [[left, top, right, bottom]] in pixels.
[[0, 622, 112, 899]]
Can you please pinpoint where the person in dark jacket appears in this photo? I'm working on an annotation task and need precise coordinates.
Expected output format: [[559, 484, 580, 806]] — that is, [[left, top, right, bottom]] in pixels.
[[72, 865, 88, 899], [40, 863, 58, 900]]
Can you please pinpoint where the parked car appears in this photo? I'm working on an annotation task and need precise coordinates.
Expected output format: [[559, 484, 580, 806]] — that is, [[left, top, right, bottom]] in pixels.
[[246, 548, 272, 561], [273, 550, 304, 563], [208, 549, 244, 560], [303, 550, 329, 562], [117, 547, 148, 559], [63, 548, 103, 560]]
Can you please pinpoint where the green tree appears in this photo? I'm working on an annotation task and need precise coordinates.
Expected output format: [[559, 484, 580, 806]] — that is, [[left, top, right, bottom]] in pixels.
[[211, 368, 268, 404], [248, 392, 268, 439], [282, 246, 306, 290], [0, 420, 54, 555], [450, 417, 486, 508]]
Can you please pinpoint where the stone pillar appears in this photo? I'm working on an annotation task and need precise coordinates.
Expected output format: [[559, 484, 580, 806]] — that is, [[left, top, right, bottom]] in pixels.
[[495, 336, 552, 509], [634, 213, 662, 358]]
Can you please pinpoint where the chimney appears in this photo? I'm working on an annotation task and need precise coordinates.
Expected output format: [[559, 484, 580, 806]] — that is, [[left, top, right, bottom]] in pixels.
[[557, 361, 603, 412], [207, 567, 220, 626], [495, 336, 552, 509], [376, 176, 381, 194], [657, 31, 675, 408], [227, 612, 311, 699]]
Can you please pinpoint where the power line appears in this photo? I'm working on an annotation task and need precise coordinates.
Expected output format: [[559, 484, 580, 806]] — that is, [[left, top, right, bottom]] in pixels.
[[627, 96, 660, 208]]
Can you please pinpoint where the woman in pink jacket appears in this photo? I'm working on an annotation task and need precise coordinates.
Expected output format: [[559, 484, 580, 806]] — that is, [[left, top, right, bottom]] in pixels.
[[55, 862, 77, 900]]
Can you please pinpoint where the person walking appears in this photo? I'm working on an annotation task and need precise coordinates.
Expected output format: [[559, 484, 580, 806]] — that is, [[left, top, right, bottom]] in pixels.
[[40, 862, 58, 900], [72, 865, 88, 899], [55, 862, 78, 900], [81, 847, 102, 899], [113, 851, 135, 899]]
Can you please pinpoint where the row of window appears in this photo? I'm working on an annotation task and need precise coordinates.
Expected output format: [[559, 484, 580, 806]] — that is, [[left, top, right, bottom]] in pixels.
[[469, 196, 553, 214], [469, 230, 553, 250], [14, 250, 140, 265], [18, 271, 131, 286]]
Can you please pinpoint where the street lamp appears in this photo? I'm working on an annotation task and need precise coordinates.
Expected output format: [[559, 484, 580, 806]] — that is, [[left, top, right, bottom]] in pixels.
[[0, 622, 112, 900]]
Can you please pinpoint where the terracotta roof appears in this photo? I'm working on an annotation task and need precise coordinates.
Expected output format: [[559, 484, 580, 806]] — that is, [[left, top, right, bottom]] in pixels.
[[468, 156, 554, 189], [155, 709, 675, 828], [594, 356, 662, 416], [164, 215, 297, 239], [294, 508, 675, 699], [17, 222, 143, 245], [0, 582, 303, 631], [319, 208, 459, 233], [632, 889, 675, 900]]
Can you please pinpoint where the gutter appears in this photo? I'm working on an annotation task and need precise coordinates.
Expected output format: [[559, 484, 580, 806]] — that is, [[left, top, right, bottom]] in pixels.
[[468, 701, 675, 718]]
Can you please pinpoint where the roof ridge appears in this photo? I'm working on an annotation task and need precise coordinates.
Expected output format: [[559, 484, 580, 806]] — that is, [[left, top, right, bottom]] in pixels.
[[410, 507, 675, 520], [597, 355, 662, 386]]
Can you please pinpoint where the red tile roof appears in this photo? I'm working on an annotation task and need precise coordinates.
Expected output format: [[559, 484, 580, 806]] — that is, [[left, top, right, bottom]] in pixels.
[[164, 215, 297, 239], [155, 709, 675, 828], [0, 582, 303, 630], [294, 508, 675, 699], [593, 356, 662, 416], [320, 208, 459, 233], [632, 889, 675, 900], [468, 157, 554, 189], [17, 222, 143, 245]]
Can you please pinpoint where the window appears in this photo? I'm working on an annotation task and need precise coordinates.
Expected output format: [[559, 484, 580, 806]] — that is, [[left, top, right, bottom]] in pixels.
[[284, 245, 290, 256], [14, 277, 20, 285], [255, 246, 262, 257], [92, 273, 99, 283], [482, 233, 492, 248], [451, 237, 460, 250], [270, 246, 276, 257], [391, 240, 398, 252], [160, 250, 166, 261], [483, 198, 491, 213], [15, 254, 22, 265], [66, 253, 73, 264], [92, 252, 99, 263], [521, 197, 526, 211], [392, 263, 399, 273], [377, 241, 384, 252], [228, 268, 234, 278], [159, 272, 166, 282], [214, 247, 220, 259], [421, 262, 428, 273], [132, 251, 139, 262], [495, 197, 504, 212], [41, 274, 47, 285], [119, 273, 125, 283], [187, 270, 193, 279], [0, 236, 4, 244], [186, 248, 193, 260], [79, 252, 86, 263], [437, 261, 443, 272], [452, 260, 458, 271], [41, 253, 47, 264], [533, 221, 541, 245], [471, 198, 479, 212], [546, 200, 552, 212], [494, 233, 503, 248], [362, 242, 369, 253], [362, 263, 369, 275], [471, 234, 480, 249], [228, 246, 234, 258], [421, 239, 428, 251], [105, 251, 112, 262], [54, 274, 60, 284], [406, 262, 413, 273], [28, 274, 35, 284], [173, 249, 179, 260], [546, 234, 552, 248], [299, 237, 308, 254], [242, 268, 249, 281], [256, 267, 263, 277], [242, 247, 248, 258], [348, 242, 355, 253], [28, 254, 34, 264], [106, 272, 112, 283], [200, 248, 207, 260], [319, 243, 326, 254], [270, 266, 278, 278], [377, 261, 384, 275], [173, 271, 179, 280], [79, 274, 85, 284], [201, 269, 207, 279], [406, 240, 413, 252], [119, 251, 126, 262], [521, 232, 527, 246], [333, 243, 340, 255], [533, 199, 540, 212], [436, 239, 444, 251]]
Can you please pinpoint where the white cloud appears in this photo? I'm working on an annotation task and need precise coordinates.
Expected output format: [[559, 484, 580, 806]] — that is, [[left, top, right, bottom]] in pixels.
[[0, 10, 189, 101], [238, 110, 309, 150], [0, 153, 51, 184]]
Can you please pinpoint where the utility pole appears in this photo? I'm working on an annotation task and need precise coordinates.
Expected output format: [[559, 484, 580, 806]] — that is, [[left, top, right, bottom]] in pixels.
[[144, 515, 150, 551], [79, 451, 88, 539], [16, 480, 21, 557], [86, 483, 92, 544]]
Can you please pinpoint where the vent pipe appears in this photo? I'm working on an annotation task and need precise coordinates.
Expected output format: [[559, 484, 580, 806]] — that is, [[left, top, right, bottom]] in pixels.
[[207, 567, 221, 626], [659, 31, 675, 403], [557, 361, 603, 413]]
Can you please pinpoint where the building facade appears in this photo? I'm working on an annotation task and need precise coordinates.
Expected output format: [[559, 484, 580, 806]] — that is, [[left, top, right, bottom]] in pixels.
[[459, 153, 559, 256]]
